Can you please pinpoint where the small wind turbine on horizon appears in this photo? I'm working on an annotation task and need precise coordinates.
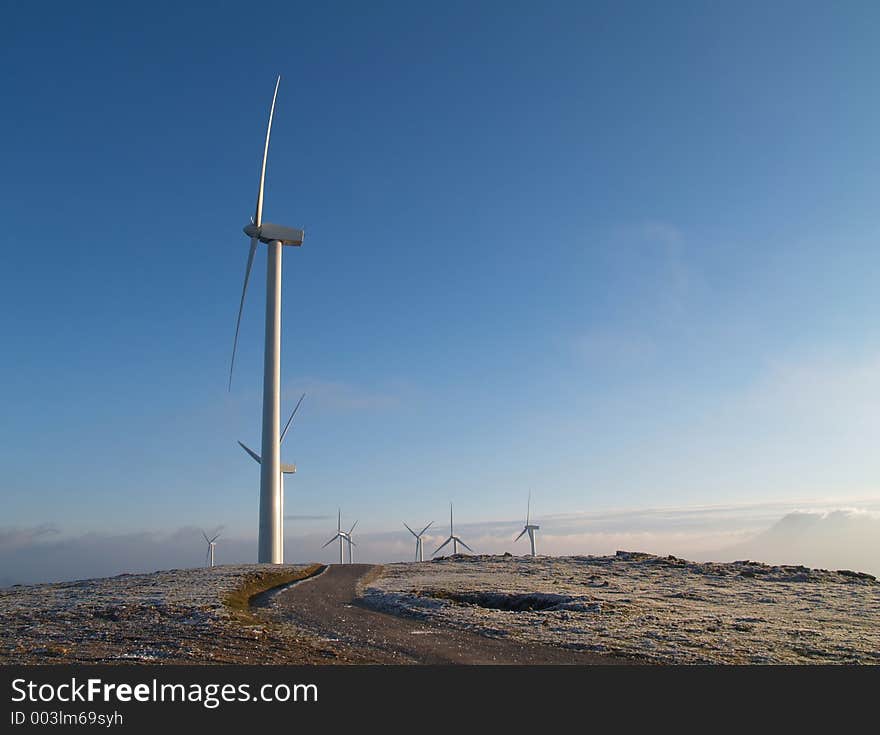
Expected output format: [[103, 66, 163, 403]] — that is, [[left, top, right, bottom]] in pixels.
[[202, 530, 221, 568], [322, 510, 357, 564], [228, 75, 305, 565], [514, 491, 540, 557], [403, 521, 434, 562], [433, 504, 473, 557], [238, 393, 305, 563]]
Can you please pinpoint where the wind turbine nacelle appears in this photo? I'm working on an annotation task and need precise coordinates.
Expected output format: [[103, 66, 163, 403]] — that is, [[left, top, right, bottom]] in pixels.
[[244, 223, 304, 246]]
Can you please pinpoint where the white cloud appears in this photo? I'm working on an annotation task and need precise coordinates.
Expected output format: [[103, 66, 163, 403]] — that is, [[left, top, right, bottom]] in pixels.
[[715, 508, 880, 575], [570, 221, 700, 369], [741, 350, 880, 428]]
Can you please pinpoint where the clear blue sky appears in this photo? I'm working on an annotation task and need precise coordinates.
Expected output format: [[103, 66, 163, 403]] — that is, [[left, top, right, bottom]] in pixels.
[[2, 1, 880, 543]]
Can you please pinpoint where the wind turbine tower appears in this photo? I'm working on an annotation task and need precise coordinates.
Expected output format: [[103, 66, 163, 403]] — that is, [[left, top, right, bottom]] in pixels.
[[514, 492, 540, 557], [404, 521, 434, 562], [238, 393, 305, 563], [433, 504, 473, 557], [228, 76, 305, 564], [202, 530, 221, 568]]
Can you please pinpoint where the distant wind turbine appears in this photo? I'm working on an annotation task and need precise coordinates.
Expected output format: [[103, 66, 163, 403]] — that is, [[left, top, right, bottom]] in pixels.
[[433, 504, 473, 557], [404, 521, 434, 562], [238, 393, 305, 563], [227, 75, 305, 564], [202, 530, 221, 568], [514, 491, 540, 557], [322, 510, 357, 564]]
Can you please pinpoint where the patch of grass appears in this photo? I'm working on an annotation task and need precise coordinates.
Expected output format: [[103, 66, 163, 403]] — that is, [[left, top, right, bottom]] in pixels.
[[224, 564, 324, 619], [354, 565, 386, 593]]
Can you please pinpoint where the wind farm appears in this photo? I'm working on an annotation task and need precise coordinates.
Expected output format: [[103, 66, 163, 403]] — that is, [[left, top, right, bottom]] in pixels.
[[4, 3, 880, 678], [2, 67, 878, 669]]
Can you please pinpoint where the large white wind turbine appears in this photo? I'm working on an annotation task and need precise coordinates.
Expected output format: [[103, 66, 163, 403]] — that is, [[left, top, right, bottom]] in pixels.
[[433, 504, 473, 557], [238, 393, 305, 563], [202, 530, 221, 568], [228, 75, 305, 564], [514, 491, 540, 557], [403, 521, 433, 562], [322, 510, 357, 565]]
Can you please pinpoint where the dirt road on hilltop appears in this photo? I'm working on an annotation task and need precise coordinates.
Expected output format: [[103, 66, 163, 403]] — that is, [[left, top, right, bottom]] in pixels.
[[258, 563, 635, 664]]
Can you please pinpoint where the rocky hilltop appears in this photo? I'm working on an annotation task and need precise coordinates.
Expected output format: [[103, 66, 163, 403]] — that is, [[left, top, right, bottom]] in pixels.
[[1, 553, 877, 665], [0, 564, 329, 664], [360, 552, 880, 664]]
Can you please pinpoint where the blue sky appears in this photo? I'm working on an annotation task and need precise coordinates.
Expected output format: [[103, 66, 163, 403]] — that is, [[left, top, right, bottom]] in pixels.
[[2, 2, 880, 564]]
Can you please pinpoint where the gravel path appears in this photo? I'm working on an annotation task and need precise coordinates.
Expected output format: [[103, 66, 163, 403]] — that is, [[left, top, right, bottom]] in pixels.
[[262, 563, 634, 664]]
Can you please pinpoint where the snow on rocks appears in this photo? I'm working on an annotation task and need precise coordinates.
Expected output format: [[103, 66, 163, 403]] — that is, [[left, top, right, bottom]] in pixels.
[[0, 565, 314, 664], [359, 552, 880, 664]]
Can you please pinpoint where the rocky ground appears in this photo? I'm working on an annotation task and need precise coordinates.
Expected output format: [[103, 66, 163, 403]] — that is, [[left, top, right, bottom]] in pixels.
[[0, 564, 336, 664], [2, 553, 877, 665], [360, 552, 880, 664]]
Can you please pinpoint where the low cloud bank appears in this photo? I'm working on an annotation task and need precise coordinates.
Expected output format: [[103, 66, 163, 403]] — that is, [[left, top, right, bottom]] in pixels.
[[2, 500, 879, 586], [712, 508, 880, 574]]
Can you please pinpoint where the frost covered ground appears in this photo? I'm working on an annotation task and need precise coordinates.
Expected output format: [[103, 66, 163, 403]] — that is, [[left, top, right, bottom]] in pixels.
[[359, 552, 880, 664], [0, 565, 326, 664], [4, 554, 877, 665]]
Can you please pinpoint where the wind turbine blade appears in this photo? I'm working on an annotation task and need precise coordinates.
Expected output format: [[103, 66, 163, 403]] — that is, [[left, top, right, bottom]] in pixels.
[[254, 75, 281, 228], [458, 539, 474, 553], [237, 440, 262, 464], [450, 503, 454, 534], [322, 535, 339, 548], [527, 490, 531, 525], [348, 520, 358, 535], [337, 508, 341, 532], [280, 393, 306, 445], [433, 537, 452, 556], [419, 521, 434, 536], [210, 533, 221, 543], [514, 528, 527, 542], [202, 530, 209, 544], [228, 237, 259, 390], [348, 539, 357, 547], [403, 522, 418, 538]]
